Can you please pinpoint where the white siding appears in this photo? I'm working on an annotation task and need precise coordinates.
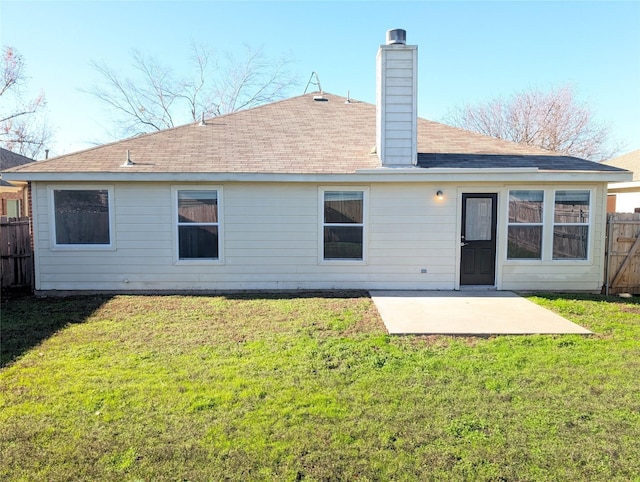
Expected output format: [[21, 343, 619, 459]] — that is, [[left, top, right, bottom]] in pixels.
[[33, 180, 610, 293], [376, 45, 417, 167]]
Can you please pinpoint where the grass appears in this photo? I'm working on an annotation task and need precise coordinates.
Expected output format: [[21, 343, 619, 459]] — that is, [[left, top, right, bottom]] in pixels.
[[1, 291, 639, 481]]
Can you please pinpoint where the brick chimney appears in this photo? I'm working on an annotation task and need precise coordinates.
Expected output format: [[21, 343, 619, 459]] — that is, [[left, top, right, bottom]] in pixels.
[[376, 28, 418, 167]]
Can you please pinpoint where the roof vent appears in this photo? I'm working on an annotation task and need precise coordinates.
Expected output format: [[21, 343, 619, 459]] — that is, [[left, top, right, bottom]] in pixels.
[[121, 149, 135, 167], [386, 28, 406, 45]]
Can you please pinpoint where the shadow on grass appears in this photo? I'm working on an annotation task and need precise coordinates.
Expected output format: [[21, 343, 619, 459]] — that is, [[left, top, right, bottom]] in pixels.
[[0, 295, 112, 368], [0, 290, 372, 368]]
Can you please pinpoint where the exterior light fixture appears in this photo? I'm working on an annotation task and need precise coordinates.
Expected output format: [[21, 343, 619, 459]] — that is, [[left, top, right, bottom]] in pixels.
[[436, 190, 444, 200]]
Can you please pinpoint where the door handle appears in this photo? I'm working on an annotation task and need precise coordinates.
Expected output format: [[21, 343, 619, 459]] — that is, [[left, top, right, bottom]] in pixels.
[[461, 242, 469, 247]]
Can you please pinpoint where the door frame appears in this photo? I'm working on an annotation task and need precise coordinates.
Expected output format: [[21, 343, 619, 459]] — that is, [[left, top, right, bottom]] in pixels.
[[454, 188, 502, 290]]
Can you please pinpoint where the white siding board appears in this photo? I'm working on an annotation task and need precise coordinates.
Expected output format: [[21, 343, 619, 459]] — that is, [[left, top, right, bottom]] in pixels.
[[225, 215, 315, 225], [225, 238, 316, 249], [386, 50, 415, 61], [224, 256, 312, 266], [384, 112, 413, 123], [115, 230, 171, 241], [113, 240, 171, 250], [384, 150, 414, 161], [226, 224, 317, 233], [225, 248, 316, 258], [382, 103, 414, 114], [33, 180, 609, 292], [115, 223, 171, 233], [385, 77, 414, 87], [372, 233, 455, 243], [115, 205, 171, 216], [385, 87, 414, 97]]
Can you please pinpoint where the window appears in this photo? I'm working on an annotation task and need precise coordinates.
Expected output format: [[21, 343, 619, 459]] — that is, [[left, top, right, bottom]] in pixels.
[[507, 190, 543, 259], [176, 190, 219, 260], [553, 190, 590, 260], [6, 199, 21, 217], [465, 197, 493, 241], [323, 190, 364, 260], [53, 189, 111, 246]]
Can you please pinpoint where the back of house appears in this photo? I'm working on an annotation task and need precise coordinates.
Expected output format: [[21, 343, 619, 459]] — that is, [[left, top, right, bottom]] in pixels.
[[2, 30, 631, 294]]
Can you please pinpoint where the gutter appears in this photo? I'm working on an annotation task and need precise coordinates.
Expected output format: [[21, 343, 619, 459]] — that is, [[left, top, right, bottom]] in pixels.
[[1, 169, 633, 184]]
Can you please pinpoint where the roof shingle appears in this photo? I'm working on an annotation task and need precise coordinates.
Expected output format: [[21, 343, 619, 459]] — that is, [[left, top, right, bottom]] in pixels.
[[2, 93, 625, 175]]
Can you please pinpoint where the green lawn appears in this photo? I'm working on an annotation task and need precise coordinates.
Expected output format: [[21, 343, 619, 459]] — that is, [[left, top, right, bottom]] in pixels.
[[1, 291, 639, 481]]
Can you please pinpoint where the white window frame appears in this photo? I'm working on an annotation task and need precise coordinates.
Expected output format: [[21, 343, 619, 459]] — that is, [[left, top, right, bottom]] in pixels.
[[172, 185, 224, 265], [552, 189, 591, 261], [318, 186, 368, 265], [506, 189, 545, 261], [48, 185, 115, 251]]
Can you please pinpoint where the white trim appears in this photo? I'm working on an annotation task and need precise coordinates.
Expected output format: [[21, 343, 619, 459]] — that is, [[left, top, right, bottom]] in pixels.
[[48, 184, 116, 251], [505, 189, 545, 261], [552, 188, 592, 261], [318, 186, 369, 265], [608, 180, 640, 189], [500, 187, 595, 264], [32, 182, 41, 291], [455, 187, 502, 289], [4, 169, 632, 184], [171, 185, 224, 265]]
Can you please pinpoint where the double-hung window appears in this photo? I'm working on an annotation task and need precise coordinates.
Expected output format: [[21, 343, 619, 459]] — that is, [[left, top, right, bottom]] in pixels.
[[553, 190, 590, 260], [51, 187, 113, 248], [323, 190, 365, 261], [507, 190, 544, 259], [176, 189, 220, 260]]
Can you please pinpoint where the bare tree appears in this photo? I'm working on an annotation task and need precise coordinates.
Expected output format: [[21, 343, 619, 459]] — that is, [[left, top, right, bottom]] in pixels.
[[445, 84, 621, 161], [86, 44, 298, 138], [0, 46, 53, 158]]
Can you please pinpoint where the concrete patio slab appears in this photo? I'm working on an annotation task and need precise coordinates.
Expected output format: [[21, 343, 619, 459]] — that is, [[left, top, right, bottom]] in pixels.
[[369, 290, 591, 335]]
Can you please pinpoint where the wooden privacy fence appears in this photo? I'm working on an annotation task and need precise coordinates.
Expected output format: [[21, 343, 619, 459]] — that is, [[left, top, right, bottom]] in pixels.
[[0, 216, 33, 291], [604, 213, 640, 295]]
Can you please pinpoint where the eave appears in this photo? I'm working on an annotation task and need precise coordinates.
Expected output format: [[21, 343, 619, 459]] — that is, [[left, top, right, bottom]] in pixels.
[[1, 167, 632, 184], [607, 180, 640, 193]]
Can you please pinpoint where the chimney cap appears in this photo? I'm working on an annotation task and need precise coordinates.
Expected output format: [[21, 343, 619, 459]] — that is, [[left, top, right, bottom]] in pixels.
[[386, 29, 406, 45]]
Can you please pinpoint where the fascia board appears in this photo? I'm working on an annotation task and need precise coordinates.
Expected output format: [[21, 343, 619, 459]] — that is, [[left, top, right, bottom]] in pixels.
[[1, 169, 632, 183]]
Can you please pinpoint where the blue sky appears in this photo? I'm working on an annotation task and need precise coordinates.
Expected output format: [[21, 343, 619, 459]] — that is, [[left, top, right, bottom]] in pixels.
[[2, 0, 639, 158]]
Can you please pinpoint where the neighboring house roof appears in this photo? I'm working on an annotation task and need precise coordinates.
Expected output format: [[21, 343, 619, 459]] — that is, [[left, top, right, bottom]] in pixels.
[[0, 93, 630, 177], [0, 148, 35, 186], [602, 149, 640, 181]]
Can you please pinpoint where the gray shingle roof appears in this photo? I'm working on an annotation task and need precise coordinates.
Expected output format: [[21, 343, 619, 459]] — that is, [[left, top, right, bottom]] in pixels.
[[0, 148, 34, 170], [0, 148, 35, 186], [418, 153, 628, 172], [1, 93, 626, 176]]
